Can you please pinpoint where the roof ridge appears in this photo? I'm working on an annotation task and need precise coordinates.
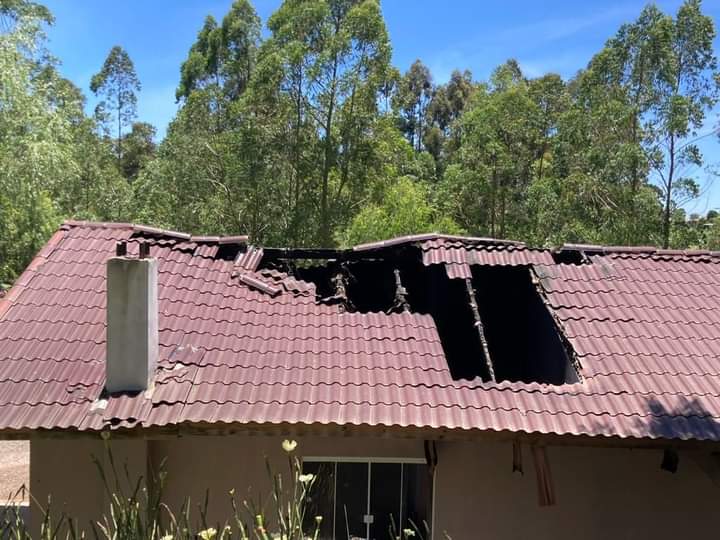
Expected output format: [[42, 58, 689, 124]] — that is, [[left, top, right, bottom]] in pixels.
[[59, 221, 717, 258], [61, 220, 248, 245], [353, 233, 526, 252], [559, 242, 720, 259]]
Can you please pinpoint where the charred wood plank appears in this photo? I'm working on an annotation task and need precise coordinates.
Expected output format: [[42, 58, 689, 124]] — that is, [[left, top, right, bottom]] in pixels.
[[465, 278, 496, 381], [323, 270, 354, 312], [387, 268, 410, 313]]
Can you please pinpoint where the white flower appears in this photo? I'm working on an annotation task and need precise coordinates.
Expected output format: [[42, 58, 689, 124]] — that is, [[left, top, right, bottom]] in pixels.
[[198, 528, 217, 540], [298, 473, 314, 484], [403, 529, 416, 538], [160, 535, 173, 540], [281, 439, 298, 453]]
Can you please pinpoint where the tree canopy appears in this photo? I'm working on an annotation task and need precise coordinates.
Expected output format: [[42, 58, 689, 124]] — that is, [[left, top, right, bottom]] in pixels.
[[2, 0, 720, 285]]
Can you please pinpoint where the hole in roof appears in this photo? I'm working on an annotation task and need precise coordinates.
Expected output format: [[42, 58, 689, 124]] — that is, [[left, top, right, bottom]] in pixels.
[[551, 249, 588, 265], [216, 243, 243, 261], [469, 265, 578, 385], [262, 246, 579, 386]]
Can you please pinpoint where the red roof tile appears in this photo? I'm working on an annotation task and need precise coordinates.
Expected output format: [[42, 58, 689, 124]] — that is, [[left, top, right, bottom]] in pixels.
[[420, 238, 555, 279], [2, 223, 720, 442]]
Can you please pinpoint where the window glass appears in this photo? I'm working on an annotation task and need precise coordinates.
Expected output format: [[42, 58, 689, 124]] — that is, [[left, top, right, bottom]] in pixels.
[[335, 462, 369, 540], [303, 461, 335, 539], [369, 462, 401, 540], [302, 461, 432, 540], [401, 463, 432, 535]]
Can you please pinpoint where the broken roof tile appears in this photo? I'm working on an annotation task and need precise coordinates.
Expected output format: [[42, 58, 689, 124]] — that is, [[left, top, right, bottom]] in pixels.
[[2, 223, 720, 443], [421, 238, 555, 271]]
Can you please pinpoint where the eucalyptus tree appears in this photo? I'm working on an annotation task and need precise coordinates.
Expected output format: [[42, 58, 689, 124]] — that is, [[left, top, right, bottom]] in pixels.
[[0, 1, 127, 283], [90, 45, 141, 160], [176, 0, 261, 103], [119, 122, 156, 181], [424, 69, 475, 176], [257, 0, 392, 245], [394, 59, 433, 152], [135, 0, 289, 243], [588, 0, 720, 247], [441, 61, 542, 239], [654, 0, 720, 247]]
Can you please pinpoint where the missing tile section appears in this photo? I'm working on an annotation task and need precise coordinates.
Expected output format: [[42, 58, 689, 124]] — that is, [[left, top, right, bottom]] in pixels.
[[259, 245, 578, 385], [215, 242, 243, 261], [469, 265, 579, 385], [551, 249, 588, 265]]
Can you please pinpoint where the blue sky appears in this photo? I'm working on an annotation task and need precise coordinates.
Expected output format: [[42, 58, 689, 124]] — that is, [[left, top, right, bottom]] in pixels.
[[42, 0, 720, 212]]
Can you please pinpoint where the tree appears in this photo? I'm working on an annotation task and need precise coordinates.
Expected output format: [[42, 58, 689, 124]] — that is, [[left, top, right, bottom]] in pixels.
[[176, 0, 261, 102], [655, 0, 720, 247], [423, 69, 475, 176], [90, 45, 141, 160], [394, 60, 433, 152], [133, 90, 285, 242], [257, 0, 393, 246], [440, 61, 543, 238], [0, 0, 51, 30], [119, 122, 156, 180], [0, 1, 129, 283], [135, 0, 280, 241], [339, 176, 461, 245], [588, 0, 720, 247]]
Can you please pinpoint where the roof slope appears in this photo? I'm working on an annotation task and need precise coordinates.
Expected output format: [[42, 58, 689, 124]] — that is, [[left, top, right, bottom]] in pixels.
[[1, 222, 720, 442]]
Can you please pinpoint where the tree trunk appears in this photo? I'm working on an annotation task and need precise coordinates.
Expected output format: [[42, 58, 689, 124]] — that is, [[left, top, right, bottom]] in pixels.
[[117, 90, 122, 162], [662, 134, 675, 249], [290, 67, 303, 244], [490, 159, 497, 237], [319, 55, 339, 247]]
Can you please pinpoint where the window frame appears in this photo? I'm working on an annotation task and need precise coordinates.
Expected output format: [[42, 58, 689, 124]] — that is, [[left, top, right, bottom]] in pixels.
[[302, 457, 433, 540]]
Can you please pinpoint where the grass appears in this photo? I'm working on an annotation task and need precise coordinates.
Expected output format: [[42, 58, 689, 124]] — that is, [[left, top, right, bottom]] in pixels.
[[0, 440, 447, 540]]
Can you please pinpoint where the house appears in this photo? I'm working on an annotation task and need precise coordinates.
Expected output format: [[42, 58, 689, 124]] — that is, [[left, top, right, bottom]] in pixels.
[[1, 220, 720, 539]]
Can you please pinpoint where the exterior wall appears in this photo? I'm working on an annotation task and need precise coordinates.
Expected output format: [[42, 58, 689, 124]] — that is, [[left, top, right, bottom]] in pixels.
[[30, 434, 720, 539], [433, 441, 720, 539], [29, 438, 147, 534], [150, 434, 425, 526]]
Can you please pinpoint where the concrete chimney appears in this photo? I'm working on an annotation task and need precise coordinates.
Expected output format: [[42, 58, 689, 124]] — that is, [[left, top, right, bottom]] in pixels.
[[106, 242, 158, 393]]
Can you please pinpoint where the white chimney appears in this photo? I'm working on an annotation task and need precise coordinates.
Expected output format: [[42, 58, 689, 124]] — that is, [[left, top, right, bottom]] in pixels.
[[105, 242, 158, 393]]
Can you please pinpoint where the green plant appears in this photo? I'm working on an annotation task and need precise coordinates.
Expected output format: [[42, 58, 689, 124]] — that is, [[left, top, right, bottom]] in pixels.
[[5, 439, 324, 540]]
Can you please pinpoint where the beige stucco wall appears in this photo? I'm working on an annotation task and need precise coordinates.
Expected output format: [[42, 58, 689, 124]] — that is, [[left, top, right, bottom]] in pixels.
[[29, 438, 147, 534], [433, 441, 720, 539], [151, 434, 426, 526], [30, 434, 720, 539]]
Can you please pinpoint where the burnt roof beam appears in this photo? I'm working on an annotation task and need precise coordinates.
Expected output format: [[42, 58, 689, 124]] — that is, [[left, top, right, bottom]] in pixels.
[[465, 278, 496, 382], [387, 268, 411, 314]]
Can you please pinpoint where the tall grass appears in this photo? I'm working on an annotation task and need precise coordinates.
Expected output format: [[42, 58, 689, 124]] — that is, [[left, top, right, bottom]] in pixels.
[[1, 439, 448, 540], [1, 439, 322, 540]]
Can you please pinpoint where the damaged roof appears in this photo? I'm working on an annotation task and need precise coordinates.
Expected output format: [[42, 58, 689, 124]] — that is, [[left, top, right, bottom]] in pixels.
[[1, 221, 720, 442]]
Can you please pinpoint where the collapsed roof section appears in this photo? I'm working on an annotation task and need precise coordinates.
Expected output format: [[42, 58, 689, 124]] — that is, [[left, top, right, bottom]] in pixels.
[[1, 222, 720, 442]]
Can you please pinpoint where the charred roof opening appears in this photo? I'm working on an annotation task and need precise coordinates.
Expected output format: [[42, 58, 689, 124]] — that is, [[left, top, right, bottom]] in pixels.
[[469, 265, 578, 385], [261, 244, 578, 386], [552, 249, 587, 265], [215, 242, 244, 261]]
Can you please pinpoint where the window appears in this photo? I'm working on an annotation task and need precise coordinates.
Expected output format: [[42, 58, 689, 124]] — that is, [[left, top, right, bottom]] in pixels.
[[302, 459, 433, 540]]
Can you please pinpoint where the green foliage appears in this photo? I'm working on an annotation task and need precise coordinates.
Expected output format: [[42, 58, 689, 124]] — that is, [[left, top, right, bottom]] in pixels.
[[586, 0, 720, 246], [339, 176, 462, 246], [4, 0, 720, 289], [90, 45, 141, 159], [1, 440, 326, 540], [0, 3, 130, 284], [176, 0, 261, 102], [119, 122, 156, 181]]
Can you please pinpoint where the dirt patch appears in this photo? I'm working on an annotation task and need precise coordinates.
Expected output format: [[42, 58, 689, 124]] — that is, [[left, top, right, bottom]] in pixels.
[[0, 441, 29, 503]]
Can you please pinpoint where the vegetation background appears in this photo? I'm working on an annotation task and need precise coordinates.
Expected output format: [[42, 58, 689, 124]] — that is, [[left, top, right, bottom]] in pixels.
[[2, 0, 720, 287]]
